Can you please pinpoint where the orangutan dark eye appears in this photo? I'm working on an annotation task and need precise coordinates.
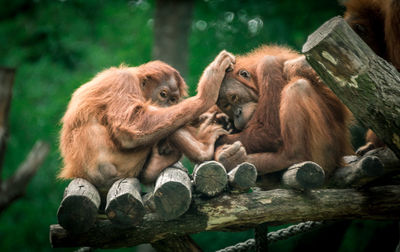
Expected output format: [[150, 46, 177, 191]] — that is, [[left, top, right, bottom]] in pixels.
[[231, 94, 238, 103], [239, 70, 250, 79], [160, 90, 168, 99]]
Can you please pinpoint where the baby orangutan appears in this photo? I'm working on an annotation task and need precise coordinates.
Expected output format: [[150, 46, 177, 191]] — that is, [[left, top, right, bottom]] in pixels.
[[59, 51, 235, 195]]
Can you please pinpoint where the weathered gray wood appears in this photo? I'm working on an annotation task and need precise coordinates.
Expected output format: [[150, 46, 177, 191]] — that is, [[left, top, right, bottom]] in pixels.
[[0, 67, 15, 177], [331, 155, 384, 188], [154, 164, 192, 220], [50, 185, 400, 248], [57, 178, 101, 233], [282, 161, 325, 190], [0, 141, 49, 213], [228, 162, 257, 192], [105, 178, 144, 226], [364, 147, 400, 172], [330, 148, 400, 188], [302, 16, 400, 159], [193, 161, 227, 197]]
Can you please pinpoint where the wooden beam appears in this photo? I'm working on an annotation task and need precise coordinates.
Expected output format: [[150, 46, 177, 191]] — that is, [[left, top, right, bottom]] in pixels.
[[50, 185, 400, 249], [302, 16, 400, 159]]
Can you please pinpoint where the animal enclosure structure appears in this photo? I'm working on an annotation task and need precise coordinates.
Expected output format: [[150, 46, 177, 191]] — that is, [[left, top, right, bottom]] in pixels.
[[49, 17, 400, 251]]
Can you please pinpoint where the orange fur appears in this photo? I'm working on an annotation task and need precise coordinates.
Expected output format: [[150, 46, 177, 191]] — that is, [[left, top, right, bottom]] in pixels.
[[217, 45, 353, 176], [59, 52, 235, 193]]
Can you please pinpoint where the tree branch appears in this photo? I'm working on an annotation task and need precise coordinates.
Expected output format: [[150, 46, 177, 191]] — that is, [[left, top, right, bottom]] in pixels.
[[0, 67, 15, 178], [0, 141, 49, 213]]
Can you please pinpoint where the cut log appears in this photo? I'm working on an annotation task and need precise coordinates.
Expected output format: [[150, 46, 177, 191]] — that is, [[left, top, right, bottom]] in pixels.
[[228, 162, 257, 192], [154, 164, 192, 220], [193, 161, 227, 197], [282, 161, 325, 190], [57, 178, 101, 234], [331, 155, 384, 188], [364, 147, 400, 172], [302, 16, 400, 159], [50, 185, 400, 248], [105, 178, 144, 226]]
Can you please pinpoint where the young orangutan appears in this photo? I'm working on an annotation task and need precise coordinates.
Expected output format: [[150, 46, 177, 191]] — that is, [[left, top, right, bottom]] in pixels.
[[59, 51, 235, 195], [215, 45, 354, 177]]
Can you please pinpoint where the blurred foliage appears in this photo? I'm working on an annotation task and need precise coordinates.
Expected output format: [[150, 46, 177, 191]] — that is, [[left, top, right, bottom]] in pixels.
[[0, 0, 397, 251]]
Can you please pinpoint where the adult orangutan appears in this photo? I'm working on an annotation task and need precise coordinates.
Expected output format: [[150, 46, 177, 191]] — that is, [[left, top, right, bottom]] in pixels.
[[215, 45, 354, 176], [59, 51, 235, 194], [344, 0, 400, 155]]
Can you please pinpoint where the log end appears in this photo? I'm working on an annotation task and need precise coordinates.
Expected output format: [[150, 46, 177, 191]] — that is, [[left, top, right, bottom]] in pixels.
[[105, 178, 145, 226], [193, 161, 228, 197], [57, 195, 99, 234], [105, 193, 145, 226], [154, 181, 192, 220], [358, 155, 384, 177], [302, 16, 343, 54], [228, 162, 257, 191], [57, 178, 101, 234], [282, 161, 325, 190]]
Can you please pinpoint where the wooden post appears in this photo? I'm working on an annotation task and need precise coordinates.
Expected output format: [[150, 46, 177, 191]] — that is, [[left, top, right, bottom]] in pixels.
[[193, 161, 227, 197], [105, 178, 145, 226], [302, 16, 400, 159], [228, 162, 257, 192], [151, 235, 202, 252], [57, 178, 101, 233], [282, 161, 325, 190], [154, 163, 192, 220], [255, 222, 268, 252]]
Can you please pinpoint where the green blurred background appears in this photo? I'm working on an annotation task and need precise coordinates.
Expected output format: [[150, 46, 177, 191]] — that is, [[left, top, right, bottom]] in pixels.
[[0, 0, 398, 251]]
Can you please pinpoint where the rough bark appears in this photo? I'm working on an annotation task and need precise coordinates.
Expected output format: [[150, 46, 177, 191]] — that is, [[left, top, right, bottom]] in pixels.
[[50, 185, 400, 248], [153, 0, 194, 77], [302, 16, 400, 159]]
